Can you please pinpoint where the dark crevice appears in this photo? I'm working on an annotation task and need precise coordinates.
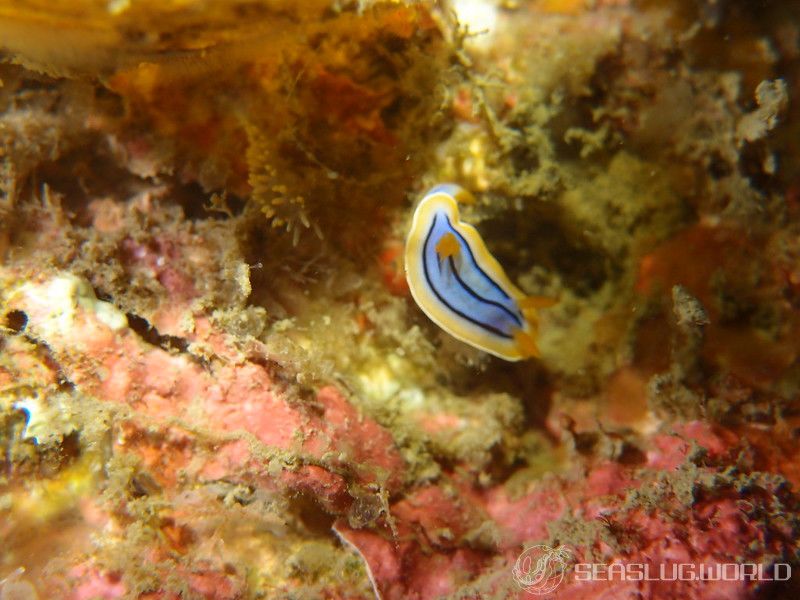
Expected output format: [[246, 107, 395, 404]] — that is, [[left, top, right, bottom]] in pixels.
[[4, 310, 28, 333], [11, 329, 76, 391], [289, 494, 338, 535], [479, 206, 611, 297], [123, 311, 215, 370], [128, 471, 163, 499], [125, 312, 191, 356], [26, 139, 153, 228], [245, 347, 317, 404], [171, 182, 247, 221]]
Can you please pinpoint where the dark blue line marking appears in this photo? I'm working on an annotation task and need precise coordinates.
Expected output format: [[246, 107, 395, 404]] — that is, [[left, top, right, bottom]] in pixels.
[[422, 214, 512, 340], [446, 256, 523, 327], [445, 215, 512, 302]]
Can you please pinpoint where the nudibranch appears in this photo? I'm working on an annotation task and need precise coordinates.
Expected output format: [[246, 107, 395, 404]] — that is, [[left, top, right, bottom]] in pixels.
[[404, 183, 552, 361]]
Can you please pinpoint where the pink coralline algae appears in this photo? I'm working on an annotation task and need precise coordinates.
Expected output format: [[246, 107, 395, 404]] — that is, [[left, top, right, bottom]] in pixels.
[[3, 268, 799, 599], [11, 273, 404, 495], [5, 271, 406, 597], [335, 421, 799, 599]]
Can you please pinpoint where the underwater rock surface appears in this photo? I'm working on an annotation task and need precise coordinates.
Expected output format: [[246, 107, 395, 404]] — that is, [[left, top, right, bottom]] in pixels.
[[1, 0, 799, 598]]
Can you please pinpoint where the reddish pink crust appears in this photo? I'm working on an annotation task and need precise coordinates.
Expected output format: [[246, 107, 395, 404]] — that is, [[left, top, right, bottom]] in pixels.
[[10, 276, 800, 599], [333, 421, 798, 599]]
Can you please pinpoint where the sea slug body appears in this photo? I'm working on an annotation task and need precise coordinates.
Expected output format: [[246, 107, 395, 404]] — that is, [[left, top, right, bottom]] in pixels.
[[404, 184, 552, 361]]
